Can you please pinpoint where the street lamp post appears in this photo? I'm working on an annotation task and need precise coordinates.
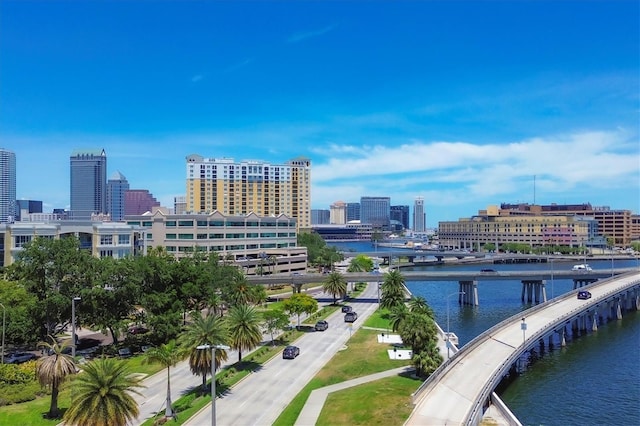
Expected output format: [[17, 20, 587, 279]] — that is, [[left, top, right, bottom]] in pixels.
[[446, 291, 465, 359], [71, 297, 81, 358], [197, 343, 231, 426], [521, 318, 527, 345], [550, 258, 554, 299], [0, 302, 5, 364]]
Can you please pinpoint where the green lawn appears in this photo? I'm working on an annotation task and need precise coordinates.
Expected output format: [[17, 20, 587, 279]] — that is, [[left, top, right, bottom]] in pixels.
[[316, 374, 422, 426], [273, 326, 413, 426]]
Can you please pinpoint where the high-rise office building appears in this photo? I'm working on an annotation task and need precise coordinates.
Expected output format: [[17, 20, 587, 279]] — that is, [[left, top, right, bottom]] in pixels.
[[0, 149, 16, 223], [70, 149, 107, 219], [346, 202, 360, 222], [174, 195, 187, 215], [16, 199, 43, 221], [107, 171, 130, 221], [413, 196, 426, 232], [185, 155, 311, 228], [391, 205, 410, 230], [125, 190, 160, 215], [360, 196, 390, 229], [311, 209, 330, 225], [330, 201, 347, 224]]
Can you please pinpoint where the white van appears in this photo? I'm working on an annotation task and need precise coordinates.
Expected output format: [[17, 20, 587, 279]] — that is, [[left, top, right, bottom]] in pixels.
[[572, 264, 592, 271]]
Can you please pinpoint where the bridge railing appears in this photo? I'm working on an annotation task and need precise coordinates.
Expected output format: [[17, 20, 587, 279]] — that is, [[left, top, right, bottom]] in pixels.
[[463, 275, 640, 424], [411, 272, 640, 408]]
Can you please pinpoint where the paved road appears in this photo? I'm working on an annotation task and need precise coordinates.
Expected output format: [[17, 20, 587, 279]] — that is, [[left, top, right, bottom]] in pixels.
[[183, 283, 381, 426]]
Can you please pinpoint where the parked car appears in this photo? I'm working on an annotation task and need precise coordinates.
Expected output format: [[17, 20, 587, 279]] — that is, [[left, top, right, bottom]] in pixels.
[[5, 351, 37, 364], [282, 345, 300, 359], [128, 325, 149, 335], [344, 312, 358, 323], [315, 320, 329, 331], [118, 347, 133, 358], [341, 305, 353, 313], [577, 290, 592, 300]]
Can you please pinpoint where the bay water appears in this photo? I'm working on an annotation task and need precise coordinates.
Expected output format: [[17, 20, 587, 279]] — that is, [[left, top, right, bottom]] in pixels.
[[330, 241, 640, 425]]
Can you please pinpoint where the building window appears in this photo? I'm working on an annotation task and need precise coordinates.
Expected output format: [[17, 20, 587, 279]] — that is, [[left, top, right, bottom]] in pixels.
[[118, 235, 130, 245], [142, 221, 152, 227], [197, 234, 207, 240], [179, 234, 194, 240], [166, 234, 177, 240], [14, 235, 32, 248], [179, 220, 194, 227], [100, 235, 113, 245], [166, 221, 177, 227]]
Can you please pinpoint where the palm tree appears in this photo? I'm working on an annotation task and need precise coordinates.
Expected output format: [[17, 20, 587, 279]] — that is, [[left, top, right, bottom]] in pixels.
[[63, 357, 144, 426], [36, 336, 78, 419], [322, 271, 347, 304], [380, 269, 407, 310], [226, 304, 262, 362], [178, 312, 229, 391], [388, 304, 409, 332], [143, 340, 183, 419], [408, 296, 435, 318]]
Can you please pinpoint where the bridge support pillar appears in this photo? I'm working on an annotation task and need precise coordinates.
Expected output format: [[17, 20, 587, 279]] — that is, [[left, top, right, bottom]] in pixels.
[[521, 280, 546, 304], [616, 301, 623, 320], [458, 280, 478, 306], [291, 283, 303, 293], [592, 314, 598, 332]]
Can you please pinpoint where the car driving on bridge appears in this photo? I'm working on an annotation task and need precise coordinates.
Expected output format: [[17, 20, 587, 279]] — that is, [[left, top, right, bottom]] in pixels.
[[577, 290, 592, 300]]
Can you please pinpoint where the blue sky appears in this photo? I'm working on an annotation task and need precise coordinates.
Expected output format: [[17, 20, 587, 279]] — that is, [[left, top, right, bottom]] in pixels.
[[1, 0, 638, 226]]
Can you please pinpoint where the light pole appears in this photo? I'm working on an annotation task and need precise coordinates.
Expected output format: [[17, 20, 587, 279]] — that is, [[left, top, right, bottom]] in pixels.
[[521, 318, 527, 345], [197, 343, 231, 426], [71, 297, 81, 358], [0, 302, 5, 364], [550, 258, 554, 299], [446, 291, 464, 359]]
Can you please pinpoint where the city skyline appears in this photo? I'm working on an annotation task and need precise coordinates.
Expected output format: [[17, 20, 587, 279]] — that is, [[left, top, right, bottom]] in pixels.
[[1, 1, 638, 224]]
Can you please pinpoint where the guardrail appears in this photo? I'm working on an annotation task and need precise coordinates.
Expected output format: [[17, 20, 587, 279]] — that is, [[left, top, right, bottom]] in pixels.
[[409, 271, 640, 425]]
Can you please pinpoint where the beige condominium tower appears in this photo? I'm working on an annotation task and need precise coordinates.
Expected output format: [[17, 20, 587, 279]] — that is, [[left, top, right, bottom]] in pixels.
[[185, 155, 311, 228]]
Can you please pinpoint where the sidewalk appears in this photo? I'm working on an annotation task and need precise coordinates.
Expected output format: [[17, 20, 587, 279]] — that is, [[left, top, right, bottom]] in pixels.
[[294, 366, 415, 426]]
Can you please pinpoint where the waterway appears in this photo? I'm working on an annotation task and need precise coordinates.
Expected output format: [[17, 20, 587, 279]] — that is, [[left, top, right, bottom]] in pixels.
[[329, 241, 640, 425]]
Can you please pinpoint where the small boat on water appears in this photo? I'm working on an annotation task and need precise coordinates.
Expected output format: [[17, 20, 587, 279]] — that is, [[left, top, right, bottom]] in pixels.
[[572, 263, 593, 271]]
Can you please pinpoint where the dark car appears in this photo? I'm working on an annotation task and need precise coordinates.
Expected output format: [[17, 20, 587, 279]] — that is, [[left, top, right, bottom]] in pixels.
[[344, 312, 358, 323], [480, 268, 496, 273], [282, 345, 300, 359], [315, 320, 329, 331], [5, 351, 37, 364], [341, 305, 353, 313], [128, 325, 149, 335], [577, 290, 592, 300]]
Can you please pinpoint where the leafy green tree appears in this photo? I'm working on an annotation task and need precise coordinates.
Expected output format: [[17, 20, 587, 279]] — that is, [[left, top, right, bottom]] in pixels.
[[226, 304, 262, 362], [36, 336, 78, 419], [223, 269, 266, 307], [347, 254, 374, 272], [397, 312, 439, 365], [322, 272, 347, 304], [0, 279, 39, 345], [261, 309, 290, 346], [178, 312, 229, 390], [282, 293, 318, 328], [380, 270, 407, 310], [412, 341, 443, 378], [6, 236, 98, 340], [143, 340, 183, 419], [63, 357, 144, 426]]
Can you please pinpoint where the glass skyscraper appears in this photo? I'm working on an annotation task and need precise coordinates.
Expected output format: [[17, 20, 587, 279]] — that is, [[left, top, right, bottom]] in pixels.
[[0, 148, 16, 223], [413, 196, 426, 232], [107, 171, 129, 221], [360, 196, 390, 229], [70, 149, 107, 219]]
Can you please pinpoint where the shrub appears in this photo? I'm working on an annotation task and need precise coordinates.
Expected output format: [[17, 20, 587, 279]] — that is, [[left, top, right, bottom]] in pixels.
[[0, 381, 45, 405], [172, 392, 195, 412], [0, 361, 36, 385]]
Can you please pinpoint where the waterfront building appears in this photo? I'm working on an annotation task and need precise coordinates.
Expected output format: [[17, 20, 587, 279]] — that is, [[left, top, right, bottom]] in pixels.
[[413, 196, 426, 232], [499, 203, 634, 247], [360, 196, 390, 229], [125, 207, 306, 274], [0, 219, 144, 267], [330, 200, 347, 224], [0, 148, 16, 223], [311, 209, 330, 225], [16, 200, 43, 222], [70, 149, 107, 219], [438, 205, 597, 251], [391, 205, 410, 230], [107, 171, 130, 221], [346, 202, 360, 222], [124, 189, 160, 216], [311, 221, 374, 241], [185, 155, 311, 229]]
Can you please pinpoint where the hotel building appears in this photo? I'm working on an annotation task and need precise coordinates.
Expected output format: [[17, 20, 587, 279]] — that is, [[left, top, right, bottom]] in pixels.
[[185, 155, 311, 229]]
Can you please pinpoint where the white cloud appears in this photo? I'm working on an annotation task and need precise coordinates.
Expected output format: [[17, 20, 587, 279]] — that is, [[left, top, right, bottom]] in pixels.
[[287, 24, 337, 43]]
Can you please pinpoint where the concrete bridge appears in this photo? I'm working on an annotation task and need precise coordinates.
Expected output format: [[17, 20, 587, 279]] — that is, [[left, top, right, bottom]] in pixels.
[[246, 268, 638, 305], [404, 271, 640, 425]]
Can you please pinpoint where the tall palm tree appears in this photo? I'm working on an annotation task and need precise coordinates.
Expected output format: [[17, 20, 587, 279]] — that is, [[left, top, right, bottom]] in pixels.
[[143, 340, 183, 419], [226, 304, 262, 362], [36, 336, 77, 419], [178, 312, 229, 391], [380, 269, 407, 310], [322, 271, 347, 304], [63, 357, 144, 426], [408, 296, 435, 318]]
